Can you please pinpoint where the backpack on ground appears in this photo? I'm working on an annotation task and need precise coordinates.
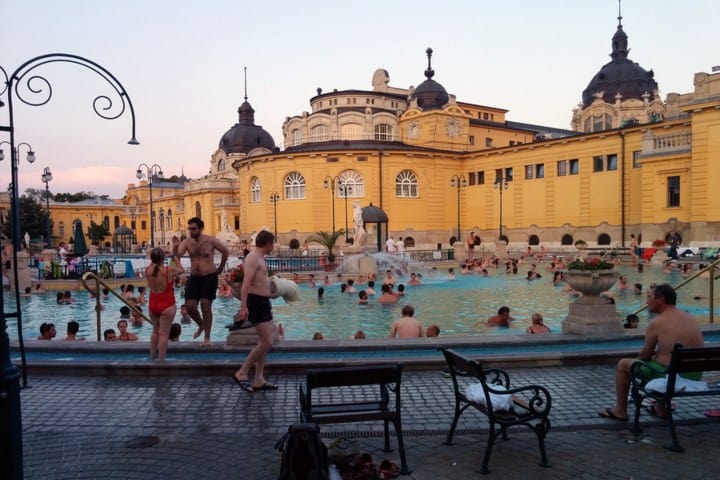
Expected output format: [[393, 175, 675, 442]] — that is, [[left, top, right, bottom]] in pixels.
[[276, 423, 329, 480]]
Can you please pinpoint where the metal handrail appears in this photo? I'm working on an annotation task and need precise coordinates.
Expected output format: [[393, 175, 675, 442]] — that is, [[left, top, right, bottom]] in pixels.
[[81, 271, 153, 341], [631, 257, 720, 323]]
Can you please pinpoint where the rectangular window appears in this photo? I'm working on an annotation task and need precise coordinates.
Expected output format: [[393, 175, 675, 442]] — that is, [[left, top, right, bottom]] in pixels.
[[525, 165, 534, 180], [668, 176, 680, 207], [141, 220, 147, 231], [483, 112, 489, 120], [536, 163, 545, 178], [593, 155, 604, 172], [606, 154, 618, 171], [569, 159, 579, 175], [505, 167, 513, 182], [485, 137, 493, 147], [477, 171, 485, 185], [633, 150, 642, 168], [357, 156, 368, 162], [234, 216, 240, 229], [468, 172, 476, 186], [557, 160, 567, 176], [509, 140, 516, 146], [495, 169, 503, 183], [326, 157, 339, 163], [468, 135, 474, 145]]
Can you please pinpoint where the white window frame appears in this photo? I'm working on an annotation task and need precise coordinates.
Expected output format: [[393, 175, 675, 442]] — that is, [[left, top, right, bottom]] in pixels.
[[396, 170, 419, 198], [284, 172, 306, 200]]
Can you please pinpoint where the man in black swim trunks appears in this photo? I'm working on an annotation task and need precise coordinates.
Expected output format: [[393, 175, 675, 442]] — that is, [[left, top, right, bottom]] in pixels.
[[232, 230, 278, 393], [172, 217, 229, 346]]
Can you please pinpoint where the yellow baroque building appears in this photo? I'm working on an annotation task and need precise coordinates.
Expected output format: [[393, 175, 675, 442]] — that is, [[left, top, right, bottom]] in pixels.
[[40, 16, 720, 251]]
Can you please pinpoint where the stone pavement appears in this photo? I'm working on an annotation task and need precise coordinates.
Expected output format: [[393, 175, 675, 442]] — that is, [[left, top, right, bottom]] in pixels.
[[18, 364, 720, 479]]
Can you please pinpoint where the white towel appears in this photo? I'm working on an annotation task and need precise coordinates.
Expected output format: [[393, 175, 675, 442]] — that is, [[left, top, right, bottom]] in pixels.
[[465, 383, 513, 411], [645, 375, 708, 393]]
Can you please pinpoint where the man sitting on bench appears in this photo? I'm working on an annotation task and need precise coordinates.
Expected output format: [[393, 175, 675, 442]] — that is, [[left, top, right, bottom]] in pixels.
[[599, 283, 704, 422]]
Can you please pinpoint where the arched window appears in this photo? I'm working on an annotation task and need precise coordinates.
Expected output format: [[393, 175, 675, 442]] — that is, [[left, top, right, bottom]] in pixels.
[[251, 177, 261, 203], [167, 209, 172, 230], [291, 128, 302, 146], [284, 172, 306, 200], [374, 124, 393, 141], [337, 170, 364, 198], [395, 170, 419, 198], [340, 123, 363, 140], [403, 237, 415, 248], [114, 216, 120, 228], [310, 125, 328, 142], [218, 158, 226, 171], [195, 202, 202, 218], [597, 233, 611, 245], [561, 234, 574, 245], [59, 221, 65, 239], [103, 216, 110, 229], [528, 235, 540, 246]]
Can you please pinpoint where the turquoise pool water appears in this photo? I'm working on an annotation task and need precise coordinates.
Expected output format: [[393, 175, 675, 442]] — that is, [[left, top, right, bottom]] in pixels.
[[7, 265, 718, 342]]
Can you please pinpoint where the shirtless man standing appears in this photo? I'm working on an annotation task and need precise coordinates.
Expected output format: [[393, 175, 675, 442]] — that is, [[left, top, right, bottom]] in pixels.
[[389, 305, 424, 338], [466, 231, 475, 261], [172, 217, 229, 346], [232, 230, 278, 393], [599, 283, 704, 422]]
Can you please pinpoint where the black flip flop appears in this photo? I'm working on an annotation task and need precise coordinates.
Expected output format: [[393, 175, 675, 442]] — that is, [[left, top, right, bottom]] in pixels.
[[254, 382, 279, 391], [598, 408, 628, 422], [231, 375, 254, 393]]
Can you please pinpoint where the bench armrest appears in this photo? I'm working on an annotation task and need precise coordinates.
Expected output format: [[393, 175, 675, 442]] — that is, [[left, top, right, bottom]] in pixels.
[[504, 384, 552, 416], [484, 368, 511, 388]]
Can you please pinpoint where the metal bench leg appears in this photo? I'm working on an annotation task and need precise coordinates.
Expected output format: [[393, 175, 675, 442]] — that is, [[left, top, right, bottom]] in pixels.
[[382, 419, 392, 453], [392, 420, 412, 475], [444, 402, 464, 445], [535, 422, 551, 468], [481, 424, 499, 474], [664, 409, 684, 453]]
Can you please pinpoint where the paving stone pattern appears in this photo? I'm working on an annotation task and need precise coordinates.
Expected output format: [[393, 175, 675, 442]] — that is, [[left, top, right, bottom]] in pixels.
[[19, 364, 720, 478]]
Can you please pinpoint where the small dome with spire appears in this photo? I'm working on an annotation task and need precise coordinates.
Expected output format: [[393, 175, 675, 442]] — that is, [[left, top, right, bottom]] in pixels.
[[581, 12, 658, 108], [410, 48, 449, 111], [218, 68, 276, 154]]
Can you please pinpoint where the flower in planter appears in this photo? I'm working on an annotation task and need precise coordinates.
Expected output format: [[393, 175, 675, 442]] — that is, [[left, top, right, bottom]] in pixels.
[[567, 256, 615, 271], [228, 264, 244, 285]]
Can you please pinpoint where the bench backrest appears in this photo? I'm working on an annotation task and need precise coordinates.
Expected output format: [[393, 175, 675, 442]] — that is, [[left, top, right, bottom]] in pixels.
[[438, 346, 485, 382], [306, 364, 403, 390], [669, 343, 720, 374]]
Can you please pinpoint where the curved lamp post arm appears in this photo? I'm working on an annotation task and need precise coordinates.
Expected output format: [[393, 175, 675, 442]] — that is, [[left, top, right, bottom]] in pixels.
[[1, 56, 140, 477]]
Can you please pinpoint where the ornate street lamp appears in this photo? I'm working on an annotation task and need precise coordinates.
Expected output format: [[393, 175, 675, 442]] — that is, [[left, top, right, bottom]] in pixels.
[[0, 54, 139, 479], [130, 206, 137, 243], [135, 163, 163, 247], [41, 166, 52, 247], [159, 208, 165, 245], [339, 181, 352, 244], [494, 174, 510, 240], [450, 174, 467, 242], [269, 192, 280, 236], [322, 175, 338, 234], [0, 142, 36, 247]]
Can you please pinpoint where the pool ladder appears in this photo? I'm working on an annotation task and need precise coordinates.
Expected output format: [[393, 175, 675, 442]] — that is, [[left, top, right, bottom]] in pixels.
[[81, 271, 153, 341]]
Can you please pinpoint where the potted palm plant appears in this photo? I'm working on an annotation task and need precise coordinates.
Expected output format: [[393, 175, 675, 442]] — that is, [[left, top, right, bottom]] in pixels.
[[307, 229, 345, 272]]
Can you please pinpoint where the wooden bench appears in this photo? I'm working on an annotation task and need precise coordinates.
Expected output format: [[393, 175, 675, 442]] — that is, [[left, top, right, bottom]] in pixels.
[[630, 344, 720, 452], [439, 347, 552, 474], [299, 363, 410, 475]]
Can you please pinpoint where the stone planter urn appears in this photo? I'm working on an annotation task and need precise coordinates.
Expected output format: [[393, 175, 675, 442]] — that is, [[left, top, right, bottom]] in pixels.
[[562, 269, 623, 335], [564, 269, 620, 304]]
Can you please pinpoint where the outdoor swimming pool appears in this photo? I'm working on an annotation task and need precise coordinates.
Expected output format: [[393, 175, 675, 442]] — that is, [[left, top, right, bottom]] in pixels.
[[7, 264, 719, 342]]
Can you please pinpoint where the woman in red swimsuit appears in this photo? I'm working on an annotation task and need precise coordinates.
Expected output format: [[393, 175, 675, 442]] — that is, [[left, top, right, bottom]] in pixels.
[[145, 248, 185, 360]]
